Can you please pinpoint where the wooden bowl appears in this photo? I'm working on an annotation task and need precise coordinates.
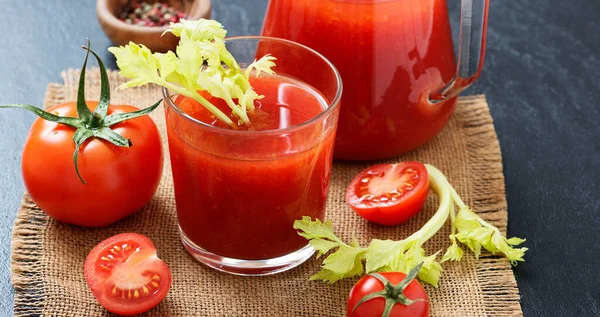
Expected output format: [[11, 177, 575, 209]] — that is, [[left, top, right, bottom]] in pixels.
[[97, 0, 211, 53]]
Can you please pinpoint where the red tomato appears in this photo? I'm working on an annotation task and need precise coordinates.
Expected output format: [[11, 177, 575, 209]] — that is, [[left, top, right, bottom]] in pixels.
[[347, 272, 429, 317], [346, 162, 430, 226], [21, 101, 163, 227], [84, 233, 172, 316]]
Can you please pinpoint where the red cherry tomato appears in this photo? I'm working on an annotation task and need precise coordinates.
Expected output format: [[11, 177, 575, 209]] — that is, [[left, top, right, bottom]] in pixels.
[[21, 101, 163, 227], [346, 162, 430, 226], [347, 272, 430, 317], [84, 233, 172, 316]]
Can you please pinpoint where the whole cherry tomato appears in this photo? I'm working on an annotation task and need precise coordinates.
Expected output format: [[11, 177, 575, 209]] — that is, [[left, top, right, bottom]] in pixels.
[[347, 263, 430, 317]]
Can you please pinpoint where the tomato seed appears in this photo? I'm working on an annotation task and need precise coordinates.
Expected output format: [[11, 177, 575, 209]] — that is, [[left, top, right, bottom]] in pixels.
[[151, 281, 159, 288], [143, 286, 150, 295], [152, 275, 160, 281], [134, 290, 140, 298], [390, 188, 403, 196]]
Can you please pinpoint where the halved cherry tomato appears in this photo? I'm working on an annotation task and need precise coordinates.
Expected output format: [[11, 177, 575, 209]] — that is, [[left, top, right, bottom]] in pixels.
[[346, 162, 430, 226], [84, 233, 172, 316], [347, 271, 430, 317]]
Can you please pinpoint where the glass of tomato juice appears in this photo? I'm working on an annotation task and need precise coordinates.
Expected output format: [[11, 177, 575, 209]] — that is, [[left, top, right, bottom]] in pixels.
[[162, 37, 342, 275]]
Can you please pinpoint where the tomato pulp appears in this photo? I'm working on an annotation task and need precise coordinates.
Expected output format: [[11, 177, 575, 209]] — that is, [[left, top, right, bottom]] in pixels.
[[263, 0, 457, 160], [165, 74, 335, 260]]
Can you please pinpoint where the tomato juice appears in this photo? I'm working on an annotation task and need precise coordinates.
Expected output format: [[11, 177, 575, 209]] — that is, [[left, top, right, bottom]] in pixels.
[[165, 74, 336, 261], [263, 0, 458, 160]]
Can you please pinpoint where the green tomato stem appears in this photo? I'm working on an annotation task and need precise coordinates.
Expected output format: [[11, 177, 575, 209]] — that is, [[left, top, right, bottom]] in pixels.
[[82, 45, 111, 118], [76, 41, 93, 122], [87, 112, 103, 129], [1, 43, 161, 184]]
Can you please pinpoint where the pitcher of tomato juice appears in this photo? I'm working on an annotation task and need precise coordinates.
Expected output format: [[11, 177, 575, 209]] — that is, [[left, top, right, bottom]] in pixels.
[[262, 0, 489, 160]]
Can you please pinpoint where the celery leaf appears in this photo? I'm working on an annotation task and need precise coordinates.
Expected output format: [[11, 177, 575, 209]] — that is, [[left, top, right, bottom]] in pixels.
[[110, 19, 276, 127], [454, 208, 528, 265]]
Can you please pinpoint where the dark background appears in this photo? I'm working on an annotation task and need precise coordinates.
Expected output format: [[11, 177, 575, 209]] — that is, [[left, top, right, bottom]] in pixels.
[[0, 0, 598, 316]]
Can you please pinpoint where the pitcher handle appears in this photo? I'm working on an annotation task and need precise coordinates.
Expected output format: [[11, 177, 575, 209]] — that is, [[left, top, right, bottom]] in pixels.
[[429, 0, 490, 102]]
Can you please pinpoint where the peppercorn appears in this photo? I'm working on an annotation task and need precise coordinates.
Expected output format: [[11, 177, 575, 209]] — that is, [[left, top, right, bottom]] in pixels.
[[119, 1, 185, 27]]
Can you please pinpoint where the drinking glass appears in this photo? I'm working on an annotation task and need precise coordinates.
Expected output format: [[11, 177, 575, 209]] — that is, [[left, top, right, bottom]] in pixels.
[[163, 36, 342, 275]]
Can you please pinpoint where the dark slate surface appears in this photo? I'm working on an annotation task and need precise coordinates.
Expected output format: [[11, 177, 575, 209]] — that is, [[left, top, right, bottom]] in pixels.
[[0, 0, 598, 316]]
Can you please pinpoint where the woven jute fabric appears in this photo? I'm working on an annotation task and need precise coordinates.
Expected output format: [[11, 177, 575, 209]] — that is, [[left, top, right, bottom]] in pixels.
[[11, 68, 523, 316]]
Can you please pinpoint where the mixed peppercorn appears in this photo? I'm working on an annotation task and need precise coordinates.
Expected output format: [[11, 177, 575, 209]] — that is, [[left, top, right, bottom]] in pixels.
[[120, 1, 185, 27]]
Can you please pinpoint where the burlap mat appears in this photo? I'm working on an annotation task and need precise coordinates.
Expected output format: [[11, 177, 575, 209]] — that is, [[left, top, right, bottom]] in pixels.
[[10, 68, 523, 316]]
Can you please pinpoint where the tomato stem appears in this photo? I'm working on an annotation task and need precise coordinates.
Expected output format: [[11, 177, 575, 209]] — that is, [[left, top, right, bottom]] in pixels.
[[87, 112, 103, 129], [0, 41, 162, 184]]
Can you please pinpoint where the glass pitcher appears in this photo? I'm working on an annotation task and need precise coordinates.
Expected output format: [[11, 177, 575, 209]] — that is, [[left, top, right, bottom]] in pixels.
[[262, 0, 489, 160]]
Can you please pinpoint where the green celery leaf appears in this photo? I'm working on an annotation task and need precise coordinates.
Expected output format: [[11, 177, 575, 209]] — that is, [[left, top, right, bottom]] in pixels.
[[312, 249, 366, 283], [365, 239, 406, 273], [309, 239, 339, 258], [454, 208, 528, 265], [245, 55, 277, 78], [167, 18, 227, 41], [322, 245, 367, 274], [441, 238, 464, 263], [108, 43, 162, 89], [293, 217, 342, 244]]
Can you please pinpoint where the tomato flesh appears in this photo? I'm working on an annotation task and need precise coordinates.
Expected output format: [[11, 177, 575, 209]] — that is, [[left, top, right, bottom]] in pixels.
[[84, 233, 171, 316], [347, 272, 430, 317], [346, 162, 430, 226]]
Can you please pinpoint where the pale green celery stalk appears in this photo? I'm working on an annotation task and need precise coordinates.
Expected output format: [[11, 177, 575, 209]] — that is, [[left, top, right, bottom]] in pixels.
[[407, 164, 453, 243], [161, 80, 235, 126], [213, 85, 249, 123]]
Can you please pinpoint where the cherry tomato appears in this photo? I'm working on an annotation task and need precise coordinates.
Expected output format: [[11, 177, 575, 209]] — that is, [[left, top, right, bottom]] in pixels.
[[84, 233, 172, 316], [347, 272, 429, 317], [346, 162, 430, 226], [21, 101, 163, 227]]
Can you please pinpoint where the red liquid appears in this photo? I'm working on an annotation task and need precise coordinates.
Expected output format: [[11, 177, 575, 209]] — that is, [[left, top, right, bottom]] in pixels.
[[263, 0, 457, 160], [165, 74, 335, 260]]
